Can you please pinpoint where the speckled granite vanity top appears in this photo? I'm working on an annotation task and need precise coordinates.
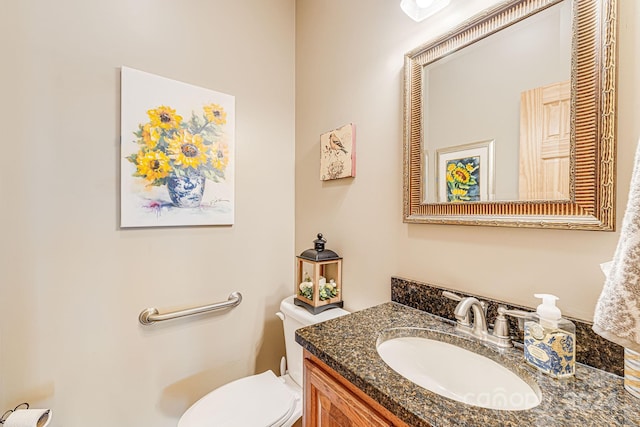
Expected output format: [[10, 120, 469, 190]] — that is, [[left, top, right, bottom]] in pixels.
[[295, 302, 640, 427]]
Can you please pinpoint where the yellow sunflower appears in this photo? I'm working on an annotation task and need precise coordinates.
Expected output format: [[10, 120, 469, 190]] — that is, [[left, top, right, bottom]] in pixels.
[[210, 141, 229, 171], [452, 166, 471, 184], [141, 123, 160, 149], [147, 105, 183, 130], [135, 150, 171, 182], [446, 163, 456, 182], [203, 104, 227, 125], [451, 188, 468, 197], [167, 130, 208, 169], [465, 163, 475, 172]]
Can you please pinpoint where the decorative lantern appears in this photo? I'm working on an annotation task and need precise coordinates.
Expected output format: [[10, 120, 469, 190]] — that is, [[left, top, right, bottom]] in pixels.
[[294, 233, 343, 314]]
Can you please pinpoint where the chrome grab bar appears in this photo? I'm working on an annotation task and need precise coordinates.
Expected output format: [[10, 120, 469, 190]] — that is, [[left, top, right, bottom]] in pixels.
[[139, 292, 242, 325]]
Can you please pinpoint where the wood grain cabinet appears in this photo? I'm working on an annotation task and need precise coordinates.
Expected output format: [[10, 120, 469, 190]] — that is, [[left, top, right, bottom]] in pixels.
[[303, 350, 411, 427]]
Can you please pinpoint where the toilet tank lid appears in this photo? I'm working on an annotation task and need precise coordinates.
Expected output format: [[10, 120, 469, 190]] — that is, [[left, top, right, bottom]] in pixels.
[[280, 296, 349, 325]]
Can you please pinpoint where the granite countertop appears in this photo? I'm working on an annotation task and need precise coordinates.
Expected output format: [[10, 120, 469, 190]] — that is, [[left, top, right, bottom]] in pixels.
[[295, 302, 640, 427]]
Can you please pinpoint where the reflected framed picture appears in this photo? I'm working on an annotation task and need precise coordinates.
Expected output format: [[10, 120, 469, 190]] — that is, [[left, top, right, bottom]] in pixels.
[[436, 140, 494, 203]]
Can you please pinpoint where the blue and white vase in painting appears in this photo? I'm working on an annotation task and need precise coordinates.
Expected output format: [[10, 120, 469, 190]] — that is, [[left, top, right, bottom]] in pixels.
[[167, 173, 205, 208]]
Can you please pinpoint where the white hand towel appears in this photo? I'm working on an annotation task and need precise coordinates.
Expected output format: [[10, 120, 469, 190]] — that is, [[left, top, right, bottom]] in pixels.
[[593, 140, 640, 352]]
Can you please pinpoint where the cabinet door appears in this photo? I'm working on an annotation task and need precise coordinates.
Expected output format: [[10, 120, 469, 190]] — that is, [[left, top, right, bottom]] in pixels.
[[304, 358, 394, 427]]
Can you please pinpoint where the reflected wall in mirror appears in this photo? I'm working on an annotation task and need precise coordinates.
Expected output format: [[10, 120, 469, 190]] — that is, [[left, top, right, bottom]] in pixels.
[[423, 1, 571, 203], [403, 0, 617, 230]]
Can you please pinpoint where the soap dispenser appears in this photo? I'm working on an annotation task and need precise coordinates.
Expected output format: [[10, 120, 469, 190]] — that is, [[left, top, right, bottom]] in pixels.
[[523, 294, 576, 378]]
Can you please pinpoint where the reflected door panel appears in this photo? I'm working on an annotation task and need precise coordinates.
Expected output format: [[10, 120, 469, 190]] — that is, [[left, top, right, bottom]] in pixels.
[[519, 80, 570, 200]]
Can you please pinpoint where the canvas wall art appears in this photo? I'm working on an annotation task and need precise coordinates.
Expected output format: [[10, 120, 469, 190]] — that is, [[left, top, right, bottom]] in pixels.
[[436, 140, 494, 203], [320, 123, 356, 181], [120, 67, 235, 227]]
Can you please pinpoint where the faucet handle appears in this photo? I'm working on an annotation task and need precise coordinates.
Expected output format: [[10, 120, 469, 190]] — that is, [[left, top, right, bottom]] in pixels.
[[494, 306, 531, 338], [498, 306, 531, 317], [443, 290, 463, 302]]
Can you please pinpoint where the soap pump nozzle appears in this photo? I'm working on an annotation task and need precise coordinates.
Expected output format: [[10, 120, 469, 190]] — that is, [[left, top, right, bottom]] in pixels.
[[534, 293, 561, 328]]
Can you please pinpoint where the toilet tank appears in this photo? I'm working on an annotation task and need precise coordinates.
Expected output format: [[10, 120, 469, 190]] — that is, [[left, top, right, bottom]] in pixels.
[[279, 296, 349, 387]]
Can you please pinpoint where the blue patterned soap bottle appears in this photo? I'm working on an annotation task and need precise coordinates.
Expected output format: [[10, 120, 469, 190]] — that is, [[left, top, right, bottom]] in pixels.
[[524, 294, 576, 378]]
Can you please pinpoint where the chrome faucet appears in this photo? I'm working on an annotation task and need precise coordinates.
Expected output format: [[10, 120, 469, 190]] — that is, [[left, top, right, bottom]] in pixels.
[[444, 291, 528, 348], [453, 296, 488, 338]]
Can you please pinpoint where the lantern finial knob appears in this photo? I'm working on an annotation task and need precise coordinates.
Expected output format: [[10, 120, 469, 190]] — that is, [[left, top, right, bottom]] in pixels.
[[314, 233, 326, 252]]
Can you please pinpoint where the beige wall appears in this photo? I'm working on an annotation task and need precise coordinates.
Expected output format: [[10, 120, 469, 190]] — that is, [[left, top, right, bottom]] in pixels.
[[296, 0, 640, 320], [0, 0, 294, 425]]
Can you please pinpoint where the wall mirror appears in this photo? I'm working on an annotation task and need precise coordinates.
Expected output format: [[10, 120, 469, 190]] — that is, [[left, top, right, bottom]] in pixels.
[[403, 0, 617, 230]]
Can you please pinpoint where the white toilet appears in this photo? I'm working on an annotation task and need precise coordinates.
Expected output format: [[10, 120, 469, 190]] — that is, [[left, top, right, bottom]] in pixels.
[[178, 295, 349, 427]]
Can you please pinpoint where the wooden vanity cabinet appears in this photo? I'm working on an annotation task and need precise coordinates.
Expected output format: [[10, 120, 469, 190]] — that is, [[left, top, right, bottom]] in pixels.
[[303, 350, 411, 427]]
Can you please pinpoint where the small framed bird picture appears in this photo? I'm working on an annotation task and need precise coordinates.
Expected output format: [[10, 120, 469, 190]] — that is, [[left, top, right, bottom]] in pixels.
[[320, 123, 356, 181]]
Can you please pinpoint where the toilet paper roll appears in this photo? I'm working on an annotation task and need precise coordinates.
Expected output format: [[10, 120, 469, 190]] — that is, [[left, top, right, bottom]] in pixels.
[[4, 409, 51, 427]]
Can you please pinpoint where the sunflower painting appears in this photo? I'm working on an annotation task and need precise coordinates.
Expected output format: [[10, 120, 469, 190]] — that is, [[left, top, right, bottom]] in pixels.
[[121, 67, 235, 227], [445, 157, 480, 202], [436, 140, 494, 203]]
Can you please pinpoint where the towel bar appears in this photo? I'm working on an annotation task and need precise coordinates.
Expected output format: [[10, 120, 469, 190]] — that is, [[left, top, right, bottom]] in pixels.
[[139, 292, 242, 325]]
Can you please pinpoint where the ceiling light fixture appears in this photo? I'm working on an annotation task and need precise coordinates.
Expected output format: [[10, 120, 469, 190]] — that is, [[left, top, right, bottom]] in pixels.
[[400, 0, 451, 22]]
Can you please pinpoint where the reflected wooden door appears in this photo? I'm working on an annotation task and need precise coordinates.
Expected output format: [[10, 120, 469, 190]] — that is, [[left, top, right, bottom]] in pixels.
[[519, 80, 570, 200]]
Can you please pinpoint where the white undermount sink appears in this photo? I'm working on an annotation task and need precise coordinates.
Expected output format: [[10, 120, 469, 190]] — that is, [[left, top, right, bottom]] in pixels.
[[376, 329, 541, 411]]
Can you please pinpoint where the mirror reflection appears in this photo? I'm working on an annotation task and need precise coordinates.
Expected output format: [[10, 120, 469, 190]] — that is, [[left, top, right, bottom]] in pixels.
[[423, 1, 572, 203], [403, 0, 617, 230]]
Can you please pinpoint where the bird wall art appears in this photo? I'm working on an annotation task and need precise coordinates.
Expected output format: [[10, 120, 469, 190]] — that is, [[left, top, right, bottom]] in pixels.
[[320, 123, 356, 181]]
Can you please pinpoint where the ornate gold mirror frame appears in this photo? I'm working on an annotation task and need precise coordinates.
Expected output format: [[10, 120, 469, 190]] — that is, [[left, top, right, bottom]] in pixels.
[[403, 0, 617, 230]]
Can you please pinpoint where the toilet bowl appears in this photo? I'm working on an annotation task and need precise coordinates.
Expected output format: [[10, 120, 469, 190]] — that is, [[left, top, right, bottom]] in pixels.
[[178, 296, 349, 427]]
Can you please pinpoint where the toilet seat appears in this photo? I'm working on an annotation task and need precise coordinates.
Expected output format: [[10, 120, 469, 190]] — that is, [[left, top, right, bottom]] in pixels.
[[178, 370, 300, 427]]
